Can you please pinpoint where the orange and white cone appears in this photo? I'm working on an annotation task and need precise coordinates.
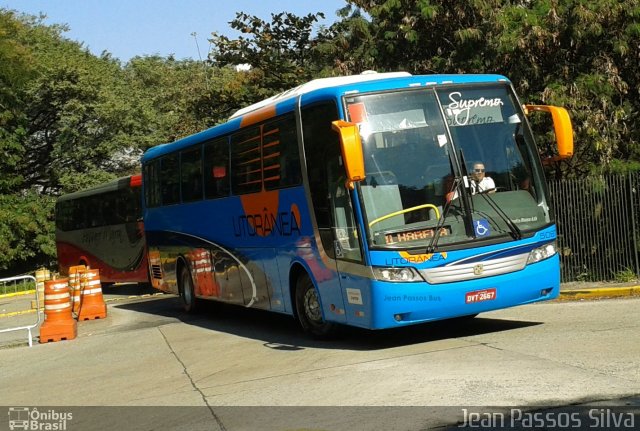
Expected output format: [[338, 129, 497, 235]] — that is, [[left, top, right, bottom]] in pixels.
[[77, 268, 107, 321], [39, 278, 77, 343]]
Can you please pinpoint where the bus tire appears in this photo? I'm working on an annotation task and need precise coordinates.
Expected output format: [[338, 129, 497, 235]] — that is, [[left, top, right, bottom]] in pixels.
[[179, 264, 197, 313], [295, 275, 336, 338]]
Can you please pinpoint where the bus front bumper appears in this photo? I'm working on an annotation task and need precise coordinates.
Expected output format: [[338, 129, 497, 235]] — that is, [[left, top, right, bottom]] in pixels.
[[366, 255, 560, 329]]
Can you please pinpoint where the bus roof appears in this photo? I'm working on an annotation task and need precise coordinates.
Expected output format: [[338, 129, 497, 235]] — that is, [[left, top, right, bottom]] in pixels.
[[142, 72, 510, 162], [228, 71, 412, 119], [56, 175, 139, 203]]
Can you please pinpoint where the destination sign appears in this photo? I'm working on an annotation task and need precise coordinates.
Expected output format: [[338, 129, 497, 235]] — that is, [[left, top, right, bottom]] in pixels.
[[384, 226, 451, 245]]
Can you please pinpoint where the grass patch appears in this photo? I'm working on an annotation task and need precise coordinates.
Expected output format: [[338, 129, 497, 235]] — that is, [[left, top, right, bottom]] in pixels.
[[0, 280, 36, 296]]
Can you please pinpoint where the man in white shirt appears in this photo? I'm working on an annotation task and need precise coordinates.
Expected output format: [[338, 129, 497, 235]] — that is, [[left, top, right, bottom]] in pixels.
[[446, 161, 496, 202], [471, 162, 496, 194]]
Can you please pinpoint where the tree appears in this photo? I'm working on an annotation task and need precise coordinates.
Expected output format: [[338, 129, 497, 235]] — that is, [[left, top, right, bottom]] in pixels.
[[123, 55, 218, 143], [0, 10, 36, 195], [0, 10, 147, 273], [208, 11, 327, 95], [314, 4, 379, 75]]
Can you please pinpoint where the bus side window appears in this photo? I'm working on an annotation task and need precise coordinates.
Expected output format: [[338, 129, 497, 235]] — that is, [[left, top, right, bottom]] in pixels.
[[143, 161, 162, 208], [263, 115, 301, 190], [180, 147, 203, 202], [204, 138, 230, 199], [160, 153, 180, 205], [231, 127, 262, 195]]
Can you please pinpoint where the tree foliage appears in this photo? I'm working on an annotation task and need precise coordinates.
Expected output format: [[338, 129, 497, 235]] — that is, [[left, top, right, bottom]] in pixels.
[[209, 11, 327, 94]]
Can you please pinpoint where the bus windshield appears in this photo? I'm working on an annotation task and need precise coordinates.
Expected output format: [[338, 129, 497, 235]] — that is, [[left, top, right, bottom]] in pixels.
[[345, 84, 550, 249]]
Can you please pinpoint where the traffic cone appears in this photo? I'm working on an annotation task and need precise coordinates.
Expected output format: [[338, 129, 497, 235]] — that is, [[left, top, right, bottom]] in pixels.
[[77, 268, 107, 321], [39, 278, 77, 343]]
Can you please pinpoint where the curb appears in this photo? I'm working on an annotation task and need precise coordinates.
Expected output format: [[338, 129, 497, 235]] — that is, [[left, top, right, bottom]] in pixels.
[[557, 285, 640, 301], [0, 289, 36, 299]]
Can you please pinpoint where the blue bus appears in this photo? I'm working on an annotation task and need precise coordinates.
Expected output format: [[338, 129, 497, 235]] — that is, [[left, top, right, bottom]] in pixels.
[[141, 72, 573, 337]]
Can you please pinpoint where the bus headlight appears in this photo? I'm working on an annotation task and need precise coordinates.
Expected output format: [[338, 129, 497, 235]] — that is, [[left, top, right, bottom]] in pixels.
[[372, 267, 424, 282], [527, 242, 557, 265]]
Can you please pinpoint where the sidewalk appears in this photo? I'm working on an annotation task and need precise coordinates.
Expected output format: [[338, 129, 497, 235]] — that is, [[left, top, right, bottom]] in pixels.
[[558, 280, 640, 301]]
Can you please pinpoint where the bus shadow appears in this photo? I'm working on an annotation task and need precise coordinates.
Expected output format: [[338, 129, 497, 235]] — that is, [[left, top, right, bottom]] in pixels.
[[113, 295, 543, 351], [103, 282, 157, 297]]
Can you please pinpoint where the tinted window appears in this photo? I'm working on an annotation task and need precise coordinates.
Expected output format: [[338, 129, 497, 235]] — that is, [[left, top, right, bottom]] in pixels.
[[144, 161, 161, 208], [231, 127, 262, 195], [263, 115, 301, 190], [302, 102, 343, 259], [180, 147, 203, 202], [55, 185, 141, 231], [160, 154, 180, 205], [204, 138, 230, 199]]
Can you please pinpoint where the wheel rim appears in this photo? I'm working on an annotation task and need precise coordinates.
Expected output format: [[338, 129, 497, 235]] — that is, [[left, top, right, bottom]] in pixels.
[[303, 288, 322, 323]]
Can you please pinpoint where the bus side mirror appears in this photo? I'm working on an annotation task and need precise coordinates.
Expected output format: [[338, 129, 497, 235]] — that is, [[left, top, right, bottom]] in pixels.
[[331, 120, 366, 189], [524, 105, 574, 162]]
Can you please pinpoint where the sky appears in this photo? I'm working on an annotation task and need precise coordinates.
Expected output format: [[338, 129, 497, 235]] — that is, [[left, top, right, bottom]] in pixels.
[[0, 0, 348, 61]]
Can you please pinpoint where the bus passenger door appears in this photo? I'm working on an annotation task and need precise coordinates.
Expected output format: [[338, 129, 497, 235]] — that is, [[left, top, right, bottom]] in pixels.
[[330, 174, 371, 327]]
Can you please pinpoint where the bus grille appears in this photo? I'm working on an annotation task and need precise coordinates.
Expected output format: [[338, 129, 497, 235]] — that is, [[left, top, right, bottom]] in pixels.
[[151, 264, 162, 279], [419, 253, 529, 284]]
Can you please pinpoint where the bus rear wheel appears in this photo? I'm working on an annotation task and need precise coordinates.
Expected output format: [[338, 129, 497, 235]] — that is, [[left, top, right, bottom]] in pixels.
[[179, 265, 197, 313], [295, 275, 336, 338]]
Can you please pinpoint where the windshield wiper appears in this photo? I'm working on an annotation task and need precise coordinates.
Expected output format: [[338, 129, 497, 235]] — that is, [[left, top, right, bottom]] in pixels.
[[426, 148, 475, 253], [425, 176, 462, 253]]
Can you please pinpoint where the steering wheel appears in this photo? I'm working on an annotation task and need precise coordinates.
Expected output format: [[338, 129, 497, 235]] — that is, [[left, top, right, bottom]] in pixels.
[[369, 204, 441, 228]]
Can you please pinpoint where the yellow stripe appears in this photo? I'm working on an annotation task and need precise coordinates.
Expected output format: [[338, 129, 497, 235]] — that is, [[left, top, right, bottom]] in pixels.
[[0, 289, 37, 299], [557, 286, 640, 301], [0, 309, 37, 319]]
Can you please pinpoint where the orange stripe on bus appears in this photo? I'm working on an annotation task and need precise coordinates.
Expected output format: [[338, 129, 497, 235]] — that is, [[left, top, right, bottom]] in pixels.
[[263, 128, 280, 136], [240, 105, 276, 127], [238, 146, 260, 155], [239, 157, 262, 165], [239, 179, 262, 186]]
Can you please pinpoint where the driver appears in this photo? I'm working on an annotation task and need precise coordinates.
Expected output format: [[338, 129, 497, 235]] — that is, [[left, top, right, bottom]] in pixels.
[[470, 162, 496, 194], [445, 162, 496, 202]]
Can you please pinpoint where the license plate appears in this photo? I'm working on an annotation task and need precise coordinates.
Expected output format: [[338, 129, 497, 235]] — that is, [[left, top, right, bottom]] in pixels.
[[465, 288, 497, 304]]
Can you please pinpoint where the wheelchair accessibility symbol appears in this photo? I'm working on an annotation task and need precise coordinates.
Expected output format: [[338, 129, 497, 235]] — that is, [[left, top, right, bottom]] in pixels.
[[474, 220, 490, 237]]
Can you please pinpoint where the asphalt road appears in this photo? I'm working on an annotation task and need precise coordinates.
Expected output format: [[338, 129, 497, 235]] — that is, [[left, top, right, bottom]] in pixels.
[[0, 287, 638, 430]]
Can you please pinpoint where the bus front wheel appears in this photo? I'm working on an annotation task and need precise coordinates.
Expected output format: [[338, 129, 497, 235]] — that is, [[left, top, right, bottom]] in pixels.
[[179, 265, 197, 313], [295, 275, 336, 338]]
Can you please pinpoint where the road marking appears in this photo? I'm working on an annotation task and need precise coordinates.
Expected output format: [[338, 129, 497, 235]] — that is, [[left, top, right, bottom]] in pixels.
[[0, 289, 36, 299]]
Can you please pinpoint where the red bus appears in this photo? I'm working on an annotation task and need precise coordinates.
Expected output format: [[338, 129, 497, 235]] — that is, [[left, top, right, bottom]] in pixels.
[[55, 174, 149, 285]]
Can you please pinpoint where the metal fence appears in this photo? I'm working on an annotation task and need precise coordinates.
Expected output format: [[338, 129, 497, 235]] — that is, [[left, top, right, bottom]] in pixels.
[[548, 172, 640, 283], [0, 275, 42, 347]]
